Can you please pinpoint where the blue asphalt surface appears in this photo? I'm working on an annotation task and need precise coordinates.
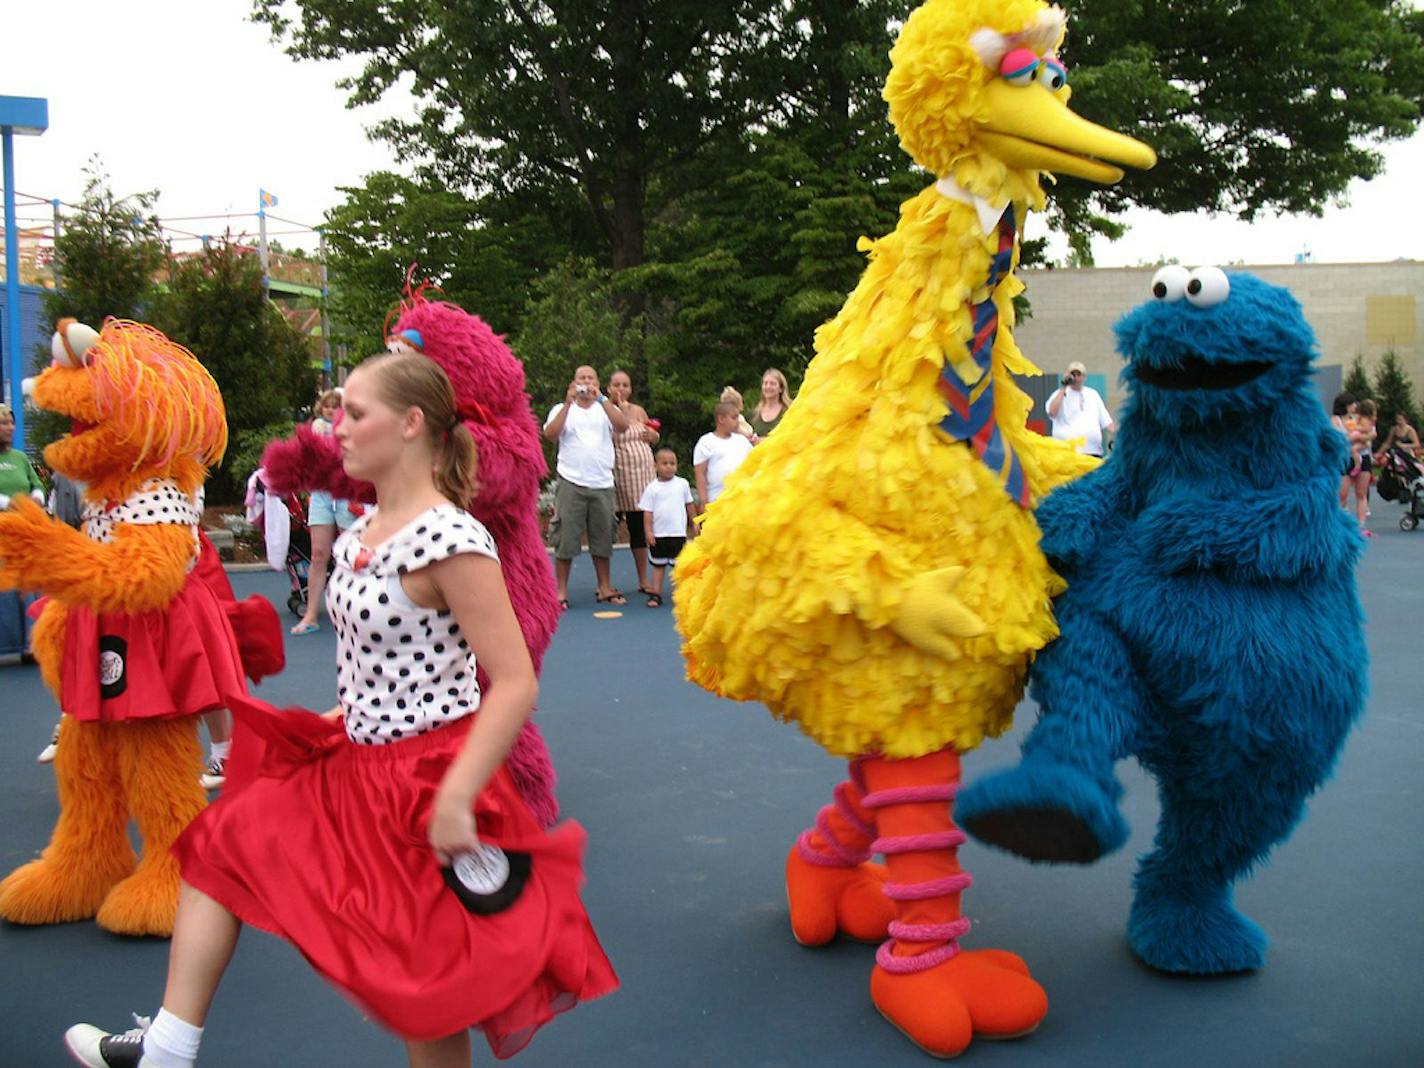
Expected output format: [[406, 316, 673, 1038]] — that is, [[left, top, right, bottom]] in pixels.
[[2, 519, 1421, 1068]]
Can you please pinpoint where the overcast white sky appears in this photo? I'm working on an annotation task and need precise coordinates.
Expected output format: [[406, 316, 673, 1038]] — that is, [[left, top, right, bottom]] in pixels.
[[5, 0, 1422, 267]]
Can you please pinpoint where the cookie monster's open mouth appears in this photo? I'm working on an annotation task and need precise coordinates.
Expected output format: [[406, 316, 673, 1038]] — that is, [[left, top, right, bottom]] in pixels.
[[1134, 355, 1271, 391]]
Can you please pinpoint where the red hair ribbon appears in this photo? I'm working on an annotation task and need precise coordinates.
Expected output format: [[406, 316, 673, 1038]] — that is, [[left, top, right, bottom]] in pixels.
[[455, 399, 491, 426]]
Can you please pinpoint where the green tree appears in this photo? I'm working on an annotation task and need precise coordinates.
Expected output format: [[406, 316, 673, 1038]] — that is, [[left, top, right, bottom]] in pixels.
[[1055, 0, 1424, 261], [255, 0, 794, 276], [1344, 354, 1373, 401], [43, 162, 166, 328], [1371, 349, 1422, 432], [321, 170, 593, 357], [154, 241, 317, 500]]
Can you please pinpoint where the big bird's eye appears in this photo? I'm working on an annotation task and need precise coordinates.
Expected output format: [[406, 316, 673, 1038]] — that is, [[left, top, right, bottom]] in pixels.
[[1151, 265, 1190, 302], [1185, 267, 1230, 307], [1036, 55, 1067, 91], [1000, 48, 1040, 87]]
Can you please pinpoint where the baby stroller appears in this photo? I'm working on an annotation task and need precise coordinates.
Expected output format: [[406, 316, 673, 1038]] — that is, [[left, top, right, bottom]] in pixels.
[[1376, 447, 1424, 532], [247, 470, 329, 615]]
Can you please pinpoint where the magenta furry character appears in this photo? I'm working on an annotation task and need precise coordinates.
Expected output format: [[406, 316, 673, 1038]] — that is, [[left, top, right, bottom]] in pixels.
[[263, 284, 561, 825]]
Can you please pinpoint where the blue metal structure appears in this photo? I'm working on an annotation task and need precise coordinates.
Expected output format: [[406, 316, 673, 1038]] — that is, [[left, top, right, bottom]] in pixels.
[[1, 95, 49, 450]]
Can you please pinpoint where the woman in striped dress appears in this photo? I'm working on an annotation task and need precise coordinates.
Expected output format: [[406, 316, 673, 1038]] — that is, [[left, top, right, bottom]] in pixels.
[[607, 371, 659, 597]]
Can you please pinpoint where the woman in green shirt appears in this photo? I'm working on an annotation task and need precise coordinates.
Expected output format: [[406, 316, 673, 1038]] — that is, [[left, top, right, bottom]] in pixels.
[[0, 403, 45, 505], [748, 368, 793, 441]]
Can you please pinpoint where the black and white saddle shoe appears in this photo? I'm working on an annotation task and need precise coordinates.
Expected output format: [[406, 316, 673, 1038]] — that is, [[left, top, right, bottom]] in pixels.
[[64, 1015, 154, 1067]]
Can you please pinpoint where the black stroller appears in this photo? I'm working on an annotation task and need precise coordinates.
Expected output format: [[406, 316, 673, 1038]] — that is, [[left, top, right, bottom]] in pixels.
[[1376, 447, 1424, 532], [252, 473, 330, 615]]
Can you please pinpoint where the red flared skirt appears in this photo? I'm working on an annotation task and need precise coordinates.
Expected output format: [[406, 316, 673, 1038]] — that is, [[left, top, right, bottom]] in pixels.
[[173, 695, 618, 1055], [58, 569, 248, 722]]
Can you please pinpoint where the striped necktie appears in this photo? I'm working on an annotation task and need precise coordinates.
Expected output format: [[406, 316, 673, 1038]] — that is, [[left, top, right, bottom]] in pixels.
[[936, 203, 1030, 507]]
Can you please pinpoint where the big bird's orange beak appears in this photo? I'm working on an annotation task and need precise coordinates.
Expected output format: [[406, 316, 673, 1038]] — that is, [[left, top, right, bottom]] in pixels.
[[975, 79, 1156, 184]]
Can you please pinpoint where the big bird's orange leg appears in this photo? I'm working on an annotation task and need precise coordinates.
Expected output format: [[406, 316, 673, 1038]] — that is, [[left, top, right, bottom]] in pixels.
[[95, 718, 207, 937], [786, 761, 895, 945], [0, 719, 135, 925], [863, 747, 1047, 1059]]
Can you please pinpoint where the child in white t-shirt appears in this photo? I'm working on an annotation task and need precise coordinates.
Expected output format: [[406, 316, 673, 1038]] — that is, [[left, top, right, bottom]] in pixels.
[[636, 449, 696, 608], [694, 402, 754, 509]]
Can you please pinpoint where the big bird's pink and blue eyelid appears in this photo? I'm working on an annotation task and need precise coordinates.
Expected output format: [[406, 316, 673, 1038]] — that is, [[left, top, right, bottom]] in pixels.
[[1037, 55, 1067, 91], [999, 47, 1040, 86]]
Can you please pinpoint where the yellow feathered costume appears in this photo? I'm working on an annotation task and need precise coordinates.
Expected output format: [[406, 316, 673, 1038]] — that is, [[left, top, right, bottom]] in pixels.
[[676, 0, 1155, 1057]]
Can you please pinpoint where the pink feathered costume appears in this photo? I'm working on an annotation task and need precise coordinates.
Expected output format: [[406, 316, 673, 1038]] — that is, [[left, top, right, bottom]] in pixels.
[[261, 291, 562, 826]]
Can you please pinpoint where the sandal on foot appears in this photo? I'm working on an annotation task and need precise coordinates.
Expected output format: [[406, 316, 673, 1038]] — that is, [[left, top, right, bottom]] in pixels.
[[558, 598, 570, 609], [646, 593, 663, 608], [595, 591, 628, 606], [290, 621, 320, 635]]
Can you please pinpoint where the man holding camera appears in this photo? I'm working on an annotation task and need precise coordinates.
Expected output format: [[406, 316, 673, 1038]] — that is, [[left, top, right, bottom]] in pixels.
[[1046, 361, 1115, 458], [543, 365, 630, 606]]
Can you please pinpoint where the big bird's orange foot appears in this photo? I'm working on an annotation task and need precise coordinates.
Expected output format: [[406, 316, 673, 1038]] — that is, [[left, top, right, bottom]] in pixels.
[[0, 851, 135, 926], [870, 949, 1047, 1059], [94, 855, 183, 937], [785, 845, 895, 946]]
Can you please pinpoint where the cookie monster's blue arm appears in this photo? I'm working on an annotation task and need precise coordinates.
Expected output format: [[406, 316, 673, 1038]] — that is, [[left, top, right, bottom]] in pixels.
[[1133, 470, 1361, 580], [1036, 463, 1131, 569]]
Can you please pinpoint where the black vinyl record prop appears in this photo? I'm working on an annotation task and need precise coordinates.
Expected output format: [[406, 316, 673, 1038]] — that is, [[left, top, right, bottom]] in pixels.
[[441, 845, 532, 915]]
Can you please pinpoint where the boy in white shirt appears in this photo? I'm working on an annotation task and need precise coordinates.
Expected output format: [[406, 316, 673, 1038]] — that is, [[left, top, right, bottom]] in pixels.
[[693, 402, 754, 509], [637, 449, 697, 608]]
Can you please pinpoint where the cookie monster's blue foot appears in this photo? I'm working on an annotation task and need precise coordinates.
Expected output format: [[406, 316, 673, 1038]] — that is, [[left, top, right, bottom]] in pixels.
[[959, 756, 1128, 864], [1127, 884, 1267, 974]]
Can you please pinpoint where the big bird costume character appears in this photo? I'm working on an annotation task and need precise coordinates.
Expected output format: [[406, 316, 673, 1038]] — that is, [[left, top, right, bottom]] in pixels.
[[958, 270, 1367, 975], [262, 279, 561, 826], [675, 0, 1154, 1057], [0, 319, 248, 937]]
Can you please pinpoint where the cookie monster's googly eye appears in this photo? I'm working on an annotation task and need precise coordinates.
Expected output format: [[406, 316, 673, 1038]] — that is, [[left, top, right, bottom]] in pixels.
[[1000, 48, 1040, 87], [1036, 55, 1067, 91], [1150, 265, 1190, 302], [1185, 267, 1230, 308]]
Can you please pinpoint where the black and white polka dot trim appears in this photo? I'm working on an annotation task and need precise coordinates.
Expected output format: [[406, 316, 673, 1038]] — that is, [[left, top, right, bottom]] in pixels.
[[82, 477, 202, 554], [328, 505, 498, 745]]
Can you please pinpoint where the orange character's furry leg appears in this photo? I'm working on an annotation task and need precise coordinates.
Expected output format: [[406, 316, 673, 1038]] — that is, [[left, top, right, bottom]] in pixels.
[[30, 599, 67, 700], [95, 718, 207, 937], [785, 760, 894, 946], [864, 747, 1047, 1059], [0, 719, 135, 925]]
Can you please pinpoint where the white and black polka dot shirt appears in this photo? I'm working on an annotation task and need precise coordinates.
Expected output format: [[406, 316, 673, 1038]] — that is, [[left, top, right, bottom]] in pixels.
[[328, 504, 499, 745]]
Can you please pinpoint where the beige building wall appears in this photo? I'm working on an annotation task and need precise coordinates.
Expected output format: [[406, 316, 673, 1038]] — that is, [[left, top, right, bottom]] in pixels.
[[1013, 261, 1424, 414]]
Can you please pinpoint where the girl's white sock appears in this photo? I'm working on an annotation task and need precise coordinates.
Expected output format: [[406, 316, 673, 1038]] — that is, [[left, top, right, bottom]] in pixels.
[[208, 739, 232, 761], [142, 1008, 203, 1068]]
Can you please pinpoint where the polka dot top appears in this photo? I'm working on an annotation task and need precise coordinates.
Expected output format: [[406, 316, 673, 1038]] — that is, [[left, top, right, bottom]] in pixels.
[[328, 504, 499, 745], [82, 477, 203, 563]]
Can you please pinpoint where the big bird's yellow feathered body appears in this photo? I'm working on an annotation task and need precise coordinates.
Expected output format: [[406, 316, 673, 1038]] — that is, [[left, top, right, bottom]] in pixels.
[[680, 184, 1095, 759], [676, 0, 1154, 1057]]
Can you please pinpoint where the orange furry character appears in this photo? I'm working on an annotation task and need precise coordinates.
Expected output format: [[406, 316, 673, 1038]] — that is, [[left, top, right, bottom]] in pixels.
[[0, 319, 246, 937]]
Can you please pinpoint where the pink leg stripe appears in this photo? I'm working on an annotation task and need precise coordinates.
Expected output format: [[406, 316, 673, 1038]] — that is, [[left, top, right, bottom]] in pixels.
[[861, 782, 958, 809], [795, 777, 877, 868], [834, 781, 877, 840], [872, 830, 966, 854], [882, 872, 974, 900], [890, 918, 972, 943], [876, 939, 961, 974]]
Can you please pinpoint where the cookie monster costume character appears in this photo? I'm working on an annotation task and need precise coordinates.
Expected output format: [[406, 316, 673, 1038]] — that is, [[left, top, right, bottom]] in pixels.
[[262, 277, 561, 826], [958, 267, 1367, 974], [675, 0, 1155, 1057], [0, 318, 278, 937]]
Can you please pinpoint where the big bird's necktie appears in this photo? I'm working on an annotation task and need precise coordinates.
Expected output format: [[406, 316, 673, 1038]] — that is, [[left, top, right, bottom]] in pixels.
[[936, 204, 1030, 508]]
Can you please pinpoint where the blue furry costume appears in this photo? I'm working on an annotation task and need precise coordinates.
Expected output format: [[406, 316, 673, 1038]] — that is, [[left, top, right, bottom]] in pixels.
[[958, 268, 1366, 974]]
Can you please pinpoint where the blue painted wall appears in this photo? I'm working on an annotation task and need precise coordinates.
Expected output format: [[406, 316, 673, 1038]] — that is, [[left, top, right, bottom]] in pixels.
[[0, 282, 50, 394]]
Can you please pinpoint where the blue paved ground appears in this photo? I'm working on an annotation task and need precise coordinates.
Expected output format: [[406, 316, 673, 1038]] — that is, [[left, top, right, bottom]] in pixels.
[[2, 517, 1421, 1067]]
